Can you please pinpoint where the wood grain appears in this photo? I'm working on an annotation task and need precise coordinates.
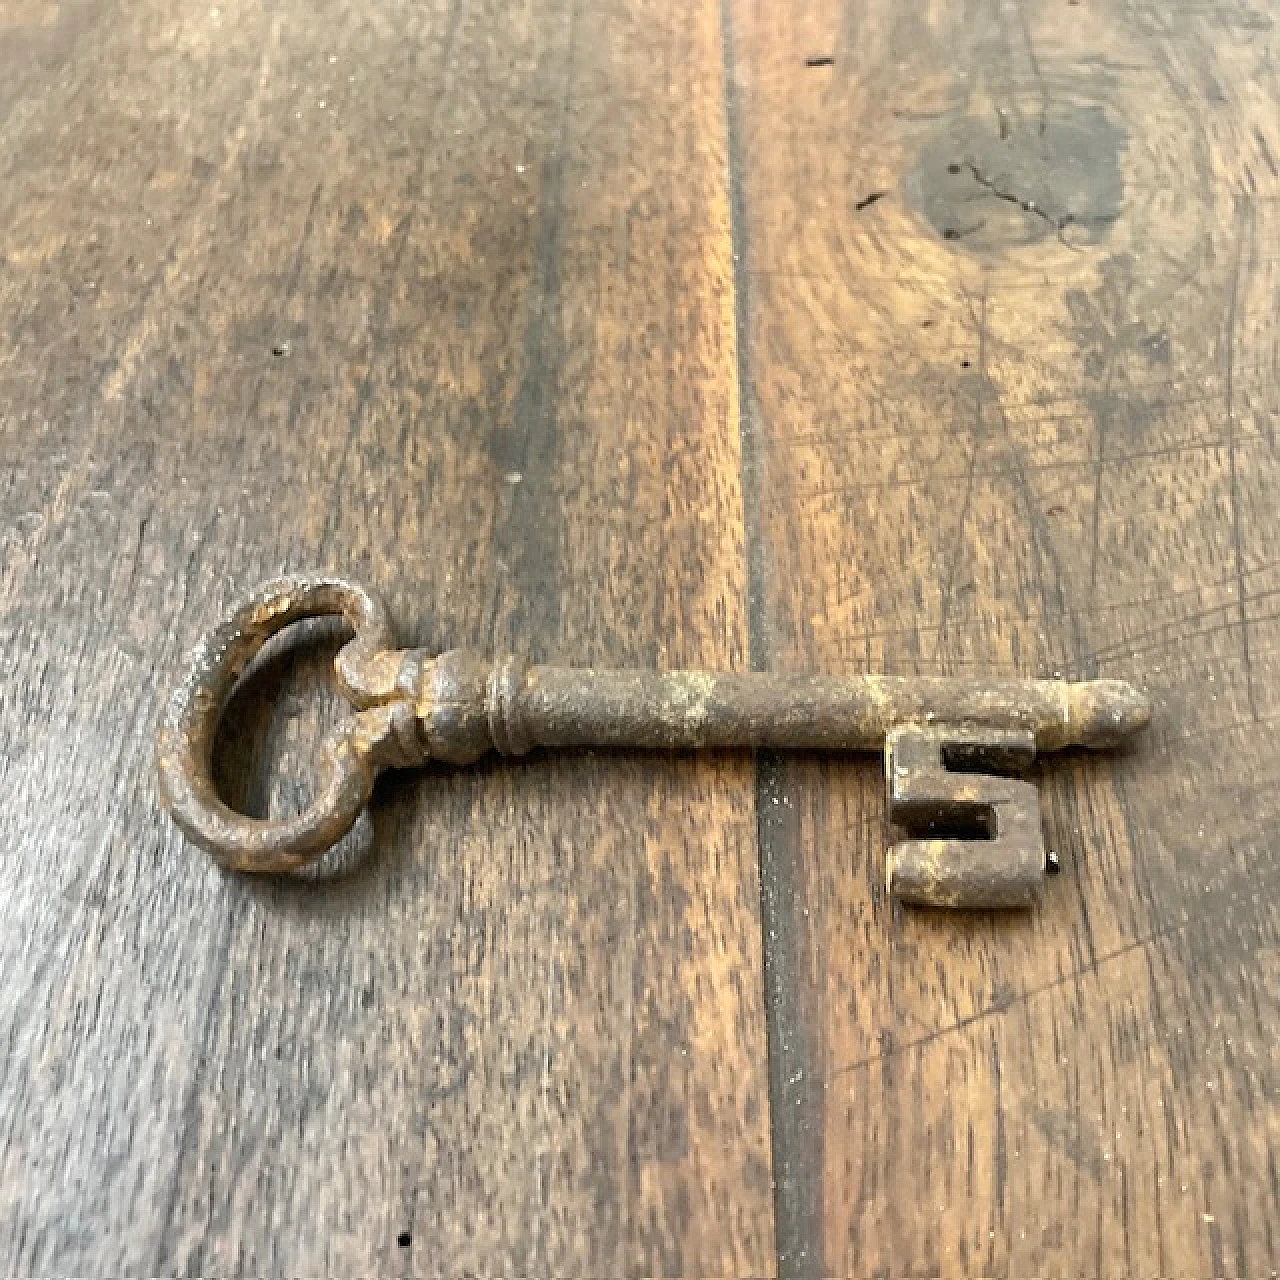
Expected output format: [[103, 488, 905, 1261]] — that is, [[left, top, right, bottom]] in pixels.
[[0, 0, 773, 1271], [728, 0, 1280, 1271], [6, 0, 1280, 1270]]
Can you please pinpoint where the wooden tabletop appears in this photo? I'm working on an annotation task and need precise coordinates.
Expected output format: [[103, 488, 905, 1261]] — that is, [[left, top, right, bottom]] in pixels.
[[1, 0, 1277, 1272]]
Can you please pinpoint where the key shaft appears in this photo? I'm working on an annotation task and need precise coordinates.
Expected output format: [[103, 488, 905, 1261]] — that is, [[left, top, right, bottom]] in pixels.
[[411, 650, 1147, 764]]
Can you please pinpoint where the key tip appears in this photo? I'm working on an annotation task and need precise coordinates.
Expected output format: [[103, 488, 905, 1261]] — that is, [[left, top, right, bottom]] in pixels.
[[1070, 679, 1152, 748]]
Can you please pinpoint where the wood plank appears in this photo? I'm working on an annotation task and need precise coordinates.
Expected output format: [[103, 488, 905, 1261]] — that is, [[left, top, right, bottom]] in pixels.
[[0, 0, 774, 1270], [728, 0, 1280, 1271]]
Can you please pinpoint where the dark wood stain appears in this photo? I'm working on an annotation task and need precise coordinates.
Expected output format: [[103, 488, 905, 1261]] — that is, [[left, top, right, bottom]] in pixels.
[[908, 104, 1127, 251]]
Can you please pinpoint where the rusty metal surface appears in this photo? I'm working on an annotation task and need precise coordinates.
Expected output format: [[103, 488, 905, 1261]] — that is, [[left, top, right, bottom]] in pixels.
[[885, 725, 1047, 909], [154, 576, 419, 873], [157, 575, 1152, 895]]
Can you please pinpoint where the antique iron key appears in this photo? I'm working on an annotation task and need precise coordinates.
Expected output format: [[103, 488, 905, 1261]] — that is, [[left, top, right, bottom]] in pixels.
[[157, 575, 1150, 906]]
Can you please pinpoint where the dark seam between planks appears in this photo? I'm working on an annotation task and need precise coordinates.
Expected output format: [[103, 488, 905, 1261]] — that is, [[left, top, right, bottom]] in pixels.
[[718, 0, 823, 1274]]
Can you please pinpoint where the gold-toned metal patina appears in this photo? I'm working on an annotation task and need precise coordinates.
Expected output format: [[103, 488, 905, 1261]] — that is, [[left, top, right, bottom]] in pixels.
[[157, 574, 1151, 905]]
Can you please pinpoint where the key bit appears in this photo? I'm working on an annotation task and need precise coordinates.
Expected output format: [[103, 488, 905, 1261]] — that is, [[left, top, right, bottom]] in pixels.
[[885, 726, 1046, 908], [156, 574, 1151, 904]]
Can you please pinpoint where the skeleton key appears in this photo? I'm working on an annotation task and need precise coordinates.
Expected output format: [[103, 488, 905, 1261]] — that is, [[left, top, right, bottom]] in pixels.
[[157, 575, 1151, 906]]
